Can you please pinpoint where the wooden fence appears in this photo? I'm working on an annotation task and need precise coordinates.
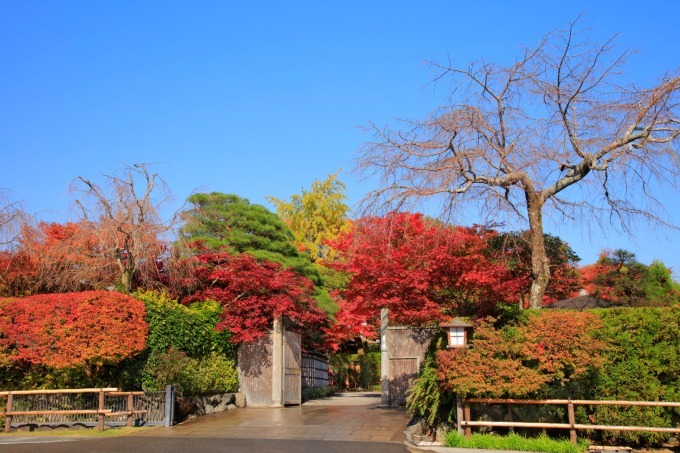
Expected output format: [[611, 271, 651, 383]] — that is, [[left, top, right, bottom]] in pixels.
[[301, 352, 329, 389], [1, 387, 173, 432], [459, 398, 680, 445]]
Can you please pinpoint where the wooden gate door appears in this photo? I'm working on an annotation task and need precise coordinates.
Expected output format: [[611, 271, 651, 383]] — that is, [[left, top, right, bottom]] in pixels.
[[283, 330, 301, 405]]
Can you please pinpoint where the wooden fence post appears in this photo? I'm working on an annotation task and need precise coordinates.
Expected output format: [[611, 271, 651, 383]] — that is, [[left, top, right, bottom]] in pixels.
[[568, 401, 577, 445], [271, 316, 284, 407], [380, 308, 390, 407], [126, 394, 134, 427], [464, 399, 471, 439], [456, 396, 464, 435], [4, 393, 13, 433], [97, 389, 105, 432]]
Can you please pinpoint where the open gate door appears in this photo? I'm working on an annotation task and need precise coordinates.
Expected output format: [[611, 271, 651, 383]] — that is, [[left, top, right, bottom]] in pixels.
[[283, 330, 301, 405]]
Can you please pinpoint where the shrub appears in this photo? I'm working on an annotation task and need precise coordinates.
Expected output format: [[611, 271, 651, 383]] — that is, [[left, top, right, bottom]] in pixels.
[[406, 337, 455, 429], [437, 311, 605, 398], [302, 386, 336, 402], [329, 351, 380, 390], [133, 290, 235, 358], [590, 306, 680, 445], [0, 291, 147, 379], [189, 352, 239, 395], [142, 349, 238, 396]]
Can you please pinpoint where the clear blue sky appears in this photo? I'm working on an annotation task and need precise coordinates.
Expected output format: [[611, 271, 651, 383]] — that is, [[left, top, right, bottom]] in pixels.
[[1, 1, 679, 272]]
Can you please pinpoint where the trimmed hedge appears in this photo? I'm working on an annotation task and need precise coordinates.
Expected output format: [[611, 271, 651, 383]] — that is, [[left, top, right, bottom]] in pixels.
[[408, 306, 680, 446], [133, 290, 234, 358], [590, 307, 680, 445]]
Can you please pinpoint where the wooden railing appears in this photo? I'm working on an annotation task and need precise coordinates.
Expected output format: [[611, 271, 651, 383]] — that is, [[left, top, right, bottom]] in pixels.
[[459, 398, 680, 445], [1, 388, 147, 432]]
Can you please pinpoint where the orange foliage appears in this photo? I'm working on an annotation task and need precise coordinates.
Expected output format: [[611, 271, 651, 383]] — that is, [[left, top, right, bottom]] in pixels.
[[437, 311, 605, 397], [0, 291, 147, 373]]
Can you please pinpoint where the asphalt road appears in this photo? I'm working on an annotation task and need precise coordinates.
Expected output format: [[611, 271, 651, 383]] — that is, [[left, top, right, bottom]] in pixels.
[[0, 436, 410, 453]]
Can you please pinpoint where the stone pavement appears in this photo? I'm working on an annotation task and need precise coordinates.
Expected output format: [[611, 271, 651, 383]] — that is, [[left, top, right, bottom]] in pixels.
[[302, 391, 382, 406], [133, 391, 408, 443]]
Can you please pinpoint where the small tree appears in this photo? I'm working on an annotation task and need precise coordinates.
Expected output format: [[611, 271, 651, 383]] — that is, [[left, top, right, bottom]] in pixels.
[[71, 163, 173, 293], [358, 21, 680, 308], [182, 252, 327, 344], [0, 189, 26, 250], [324, 213, 521, 348], [177, 192, 321, 285], [267, 172, 350, 261]]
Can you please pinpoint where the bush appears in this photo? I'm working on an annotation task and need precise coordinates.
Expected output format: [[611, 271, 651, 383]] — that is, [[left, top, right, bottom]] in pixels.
[[437, 311, 605, 398], [329, 351, 380, 390], [302, 386, 336, 402], [424, 307, 679, 447], [406, 334, 454, 429], [134, 291, 235, 358], [590, 306, 680, 446], [142, 349, 238, 396]]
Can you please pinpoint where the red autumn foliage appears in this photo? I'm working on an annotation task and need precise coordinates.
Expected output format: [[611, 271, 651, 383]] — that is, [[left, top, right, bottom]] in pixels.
[[324, 213, 521, 346], [487, 232, 582, 306], [181, 252, 327, 343], [0, 249, 34, 296], [0, 291, 147, 374], [437, 311, 605, 397]]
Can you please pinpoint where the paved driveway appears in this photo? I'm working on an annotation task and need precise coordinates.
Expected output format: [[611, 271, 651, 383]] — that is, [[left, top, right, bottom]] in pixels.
[[134, 391, 409, 443]]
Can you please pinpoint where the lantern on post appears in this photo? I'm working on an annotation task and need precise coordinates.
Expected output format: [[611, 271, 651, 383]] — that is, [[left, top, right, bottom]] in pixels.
[[440, 318, 473, 348]]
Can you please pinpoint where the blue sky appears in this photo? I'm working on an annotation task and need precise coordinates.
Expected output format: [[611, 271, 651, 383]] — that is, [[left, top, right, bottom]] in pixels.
[[1, 1, 679, 272]]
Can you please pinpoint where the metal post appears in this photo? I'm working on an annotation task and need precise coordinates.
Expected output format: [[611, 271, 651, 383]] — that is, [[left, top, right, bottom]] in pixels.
[[164, 385, 174, 427], [456, 396, 464, 435], [97, 389, 105, 432], [271, 316, 284, 407], [4, 393, 13, 433], [380, 308, 390, 407]]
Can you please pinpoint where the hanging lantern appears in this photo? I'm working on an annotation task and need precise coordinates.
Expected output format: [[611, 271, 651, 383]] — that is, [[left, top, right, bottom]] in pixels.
[[440, 318, 473, 348]]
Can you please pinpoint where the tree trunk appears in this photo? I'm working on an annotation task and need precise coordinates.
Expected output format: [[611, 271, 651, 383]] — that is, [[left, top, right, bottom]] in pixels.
[[120, 267, 133, 293], [526, 192, 550, 309]]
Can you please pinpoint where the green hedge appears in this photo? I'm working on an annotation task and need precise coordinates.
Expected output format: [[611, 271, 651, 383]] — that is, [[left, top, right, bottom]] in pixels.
[[126, 291, 238, 393], [142, 349, 239, 396], [591, 307, 680, 445], [408, 306, 680, 447], [133, 290, 234, 358]]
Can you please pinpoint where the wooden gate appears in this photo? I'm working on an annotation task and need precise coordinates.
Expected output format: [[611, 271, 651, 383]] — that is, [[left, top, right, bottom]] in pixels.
[[283, 330, 301, 405], [237, 326, 302, 407], [386, 326, 435, 406]]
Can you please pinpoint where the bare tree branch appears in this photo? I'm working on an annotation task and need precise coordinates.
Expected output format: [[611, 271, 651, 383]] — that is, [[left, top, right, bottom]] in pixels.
[[356, 20, 680, 309]]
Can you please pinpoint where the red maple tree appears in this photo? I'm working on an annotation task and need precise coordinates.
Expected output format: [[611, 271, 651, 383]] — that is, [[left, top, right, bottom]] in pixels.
[[0, 291, 147, 376], [324, 213, 521, 346], [182, 252, 327, 343]]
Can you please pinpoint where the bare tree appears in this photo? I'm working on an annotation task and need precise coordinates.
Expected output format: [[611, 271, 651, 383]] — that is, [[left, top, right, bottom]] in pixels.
[[0, 189, 27, 250], [71, 163, 175, 293], [358, 21, 680, 309], [0, 190, 29, 295]]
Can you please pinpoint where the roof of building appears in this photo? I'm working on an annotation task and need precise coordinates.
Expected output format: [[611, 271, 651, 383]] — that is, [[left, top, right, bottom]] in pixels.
[[544, 295, 618, 310]]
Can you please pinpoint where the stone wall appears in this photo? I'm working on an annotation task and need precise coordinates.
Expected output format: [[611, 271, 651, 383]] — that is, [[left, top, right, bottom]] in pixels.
[[176, 392, 246, 421]]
